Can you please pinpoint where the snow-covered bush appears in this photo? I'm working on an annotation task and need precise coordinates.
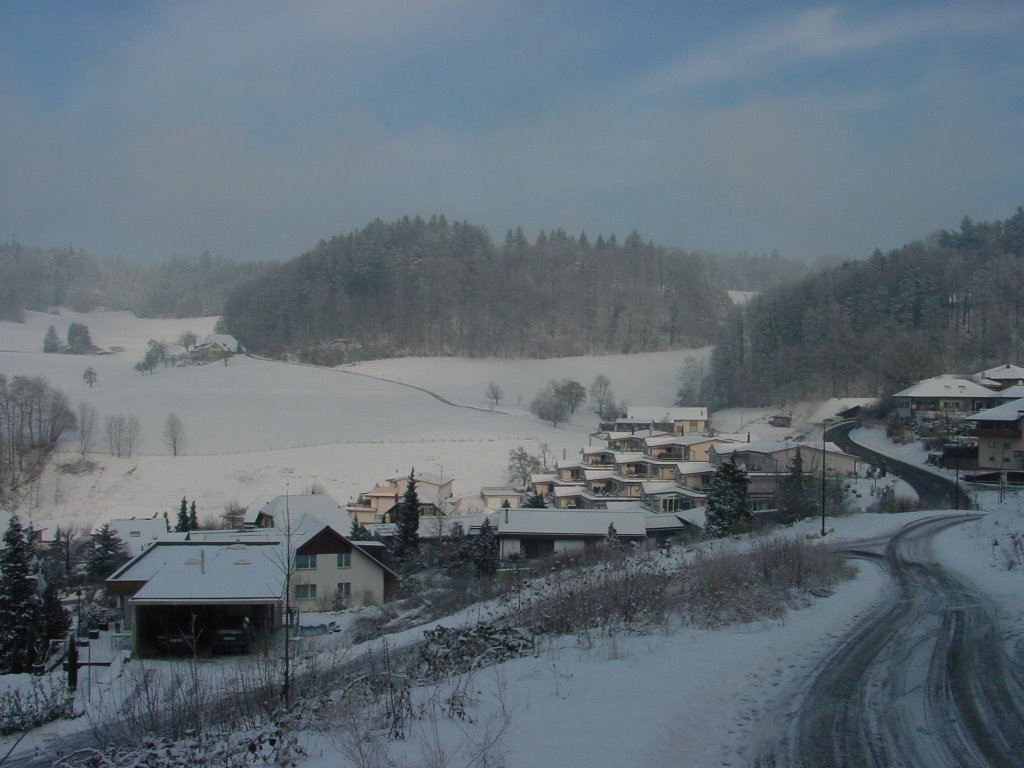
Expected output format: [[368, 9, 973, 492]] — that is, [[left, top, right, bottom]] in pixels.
[[53, 725, 303, 767], [0, 676, 73, 735], [419, 623, 532, 679]]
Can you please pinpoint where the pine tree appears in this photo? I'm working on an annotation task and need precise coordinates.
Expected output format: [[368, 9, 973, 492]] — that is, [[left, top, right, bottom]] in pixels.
[[778, 448, 816, 524], [472, 518, 499, 577], [43, 325, 62, 353], [390, 469, 420, 571], [0, 515, 41, 672], [704, 457, 752, 537], [85, 524, 129, 582], [40, 582, 71, 642], [524, 492, 547, 508], [175, 497, 189, 532], [349, 520, 372, 540], [188, 500, 198, 531], [66, 322, 93, 354]]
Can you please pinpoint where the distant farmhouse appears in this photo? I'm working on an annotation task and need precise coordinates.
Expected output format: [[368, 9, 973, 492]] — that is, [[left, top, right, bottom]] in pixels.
[[191, 333, 243, 362]]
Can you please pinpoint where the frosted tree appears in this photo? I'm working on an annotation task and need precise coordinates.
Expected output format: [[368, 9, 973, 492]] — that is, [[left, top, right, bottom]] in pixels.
[[472, 518, 499, 577], [85, 524, 129, 581], [0, 515, 41, 672], [390, 469, 420, 571], [704, 456, 752, 537], [163, 413, 185, 456]]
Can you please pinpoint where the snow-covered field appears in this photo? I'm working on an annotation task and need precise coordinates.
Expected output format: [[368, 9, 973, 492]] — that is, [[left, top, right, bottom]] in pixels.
[[0, 310, 710, 534]]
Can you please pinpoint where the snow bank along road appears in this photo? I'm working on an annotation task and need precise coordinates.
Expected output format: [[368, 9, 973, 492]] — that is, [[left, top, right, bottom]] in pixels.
[[754, 514, 1024, 767]]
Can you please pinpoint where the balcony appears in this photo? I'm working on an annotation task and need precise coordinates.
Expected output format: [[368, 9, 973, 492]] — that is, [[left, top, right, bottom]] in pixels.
[[973, 428, 1022, 440]]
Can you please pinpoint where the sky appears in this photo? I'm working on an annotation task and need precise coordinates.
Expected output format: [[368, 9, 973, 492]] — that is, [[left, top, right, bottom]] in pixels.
[[2, 1, 1023, 264]]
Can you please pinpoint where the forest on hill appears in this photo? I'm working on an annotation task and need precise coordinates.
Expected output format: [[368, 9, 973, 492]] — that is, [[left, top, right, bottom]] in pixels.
[[706, 207, 1024, 407], [0, 242, 271, 322], [219, 216, 810, 361]]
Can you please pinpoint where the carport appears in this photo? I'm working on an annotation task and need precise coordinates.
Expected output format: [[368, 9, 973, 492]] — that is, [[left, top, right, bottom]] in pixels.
[[107, 541, 285, 658]]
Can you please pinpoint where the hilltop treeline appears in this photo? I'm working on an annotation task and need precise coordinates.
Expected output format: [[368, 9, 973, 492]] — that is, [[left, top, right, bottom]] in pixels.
[[219, 216, 808, 361], [708, 208, 1024, 406], [0, 242, 272, 321]]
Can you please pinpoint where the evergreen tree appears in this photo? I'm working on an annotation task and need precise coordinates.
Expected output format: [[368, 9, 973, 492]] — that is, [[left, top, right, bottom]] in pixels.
[[85, 524, 129, 581], [43, 325, 62, 353], [472, 518, 499, 577], [777, 448, 817, 524], [66, 322, 93, 354], [175, 497, 189, 532], [524, 491, 547, 508], [0, 515, 41, 672], [188, 500, 198, 531], [350, 520, 372, 540], [704, 457, 752, 537], [83, 366, 97, 387], [390, 469, 420, 570], [40, 582, 71, 642]]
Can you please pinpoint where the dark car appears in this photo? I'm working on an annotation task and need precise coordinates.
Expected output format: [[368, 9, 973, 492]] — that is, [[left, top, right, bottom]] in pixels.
[[157, 631, 195, 656], [212, 618, 252, 654]]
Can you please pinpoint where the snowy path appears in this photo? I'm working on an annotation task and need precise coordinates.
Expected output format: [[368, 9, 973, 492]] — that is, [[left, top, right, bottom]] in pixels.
[[753, 514, 1024, 767]]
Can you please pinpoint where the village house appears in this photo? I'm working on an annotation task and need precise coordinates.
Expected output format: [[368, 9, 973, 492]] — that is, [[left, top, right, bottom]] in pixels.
[[707, 439, 860, 511], [966, 397, 1024, 473], [108, 496, 396, 657], [347, 470, 454, 525], [190, 333, 242, 362], [892, 377, 1002, 420], [601, 406, 709, 435], [973, 363, 1024, 391]]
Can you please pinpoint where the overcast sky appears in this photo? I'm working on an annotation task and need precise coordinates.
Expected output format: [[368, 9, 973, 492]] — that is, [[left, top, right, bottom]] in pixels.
[[2, 1, 1023, 263]]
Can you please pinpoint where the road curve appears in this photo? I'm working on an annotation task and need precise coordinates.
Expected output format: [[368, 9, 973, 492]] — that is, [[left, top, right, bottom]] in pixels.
[[754, 514, 1024, 768], [828, 421, 972, 509]]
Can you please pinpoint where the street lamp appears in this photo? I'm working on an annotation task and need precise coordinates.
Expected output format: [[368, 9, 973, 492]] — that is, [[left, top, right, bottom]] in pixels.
[[820, 419, 833, 537]]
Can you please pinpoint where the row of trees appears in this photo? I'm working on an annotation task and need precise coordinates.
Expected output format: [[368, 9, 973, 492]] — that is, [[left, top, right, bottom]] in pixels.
[[43, 322, 94, 354], [0, 375, 76, 504], [528, 375, 620, 426], [0, 240, 271, 322], [75, 401, 187, 457]]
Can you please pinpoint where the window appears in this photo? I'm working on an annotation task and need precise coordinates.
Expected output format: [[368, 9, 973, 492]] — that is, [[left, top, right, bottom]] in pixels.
[[295, 554, 316, 570], [295, 583, 316, 600], [337, 552, 351, 568], [336, 582, 352, 598]]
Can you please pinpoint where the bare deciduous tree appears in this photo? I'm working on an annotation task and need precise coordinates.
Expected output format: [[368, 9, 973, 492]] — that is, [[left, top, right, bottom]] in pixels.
[[485, 381, 503, 408], [105, 413, 141, 457], [77, 400, 96, 455], [163, 413, 185, 456]]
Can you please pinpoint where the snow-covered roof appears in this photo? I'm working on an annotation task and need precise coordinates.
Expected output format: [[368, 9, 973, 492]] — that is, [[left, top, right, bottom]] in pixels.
[[99, 517, 171, 557], [626, 407, 708, 422], [201, 333, 240, 351], [711, 439, 848, 457], [644, 512, 698, 532], [975, 363, 1024, 381], [642, 482, 705, 498], [497, 509, 647, 538], [675, 506, 707, 528], [110, 542, 285, 604], [583, 469, 615, 481], [676, 461, 716, 475], [892, 377, 997, 399], [613, 452, 645, 463], [997, 385, 1024, 400], [966, 397, 1024, 423], [387, 470, 451, 487], [600, 429, 669, 440]]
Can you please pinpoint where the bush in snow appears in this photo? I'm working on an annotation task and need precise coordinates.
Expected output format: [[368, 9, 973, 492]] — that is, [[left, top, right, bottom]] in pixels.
[[0, 676, 73, 735], [419, 623, 533, 680]]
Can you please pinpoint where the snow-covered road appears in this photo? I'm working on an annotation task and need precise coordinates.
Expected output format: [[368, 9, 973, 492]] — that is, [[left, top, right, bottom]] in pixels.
[[753, 514, 1024, 767]]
